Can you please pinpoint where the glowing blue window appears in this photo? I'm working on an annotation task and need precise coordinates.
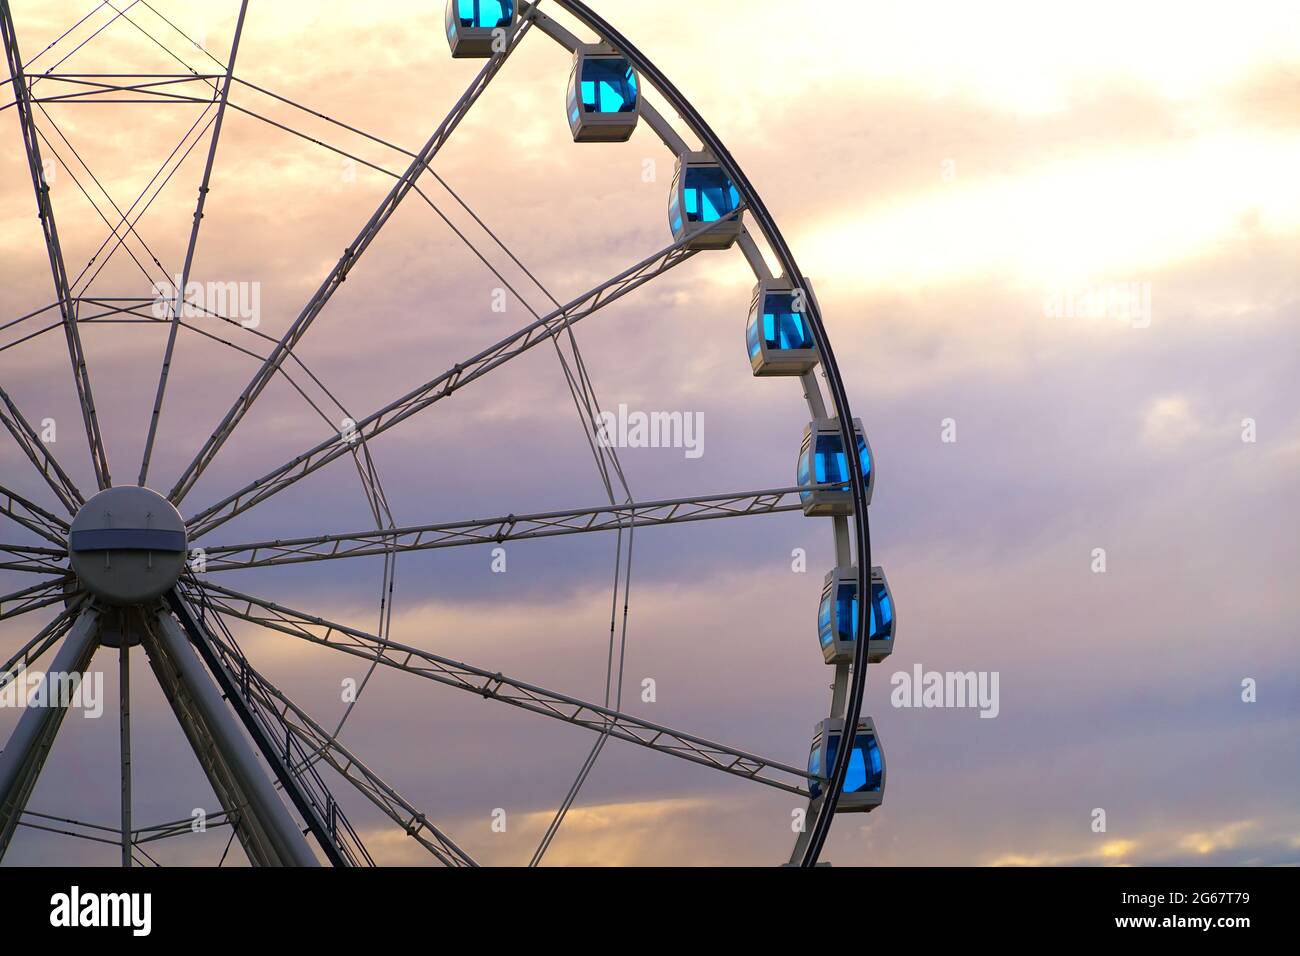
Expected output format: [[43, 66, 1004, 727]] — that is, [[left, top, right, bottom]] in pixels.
[[812, 433, 869, 491], [682, 167, 739, 223], [813, 733, 883, 797], [579, 58, 637, 113], [817, 590, 834, 647], [456, 0, 513, 27], [760, 292, 813, 351], [871, 580, 893, 642], [820, 576, 891, 650], [844, 734, 883, 793], [834, 583, 857, 644], [746, 312, 762, 361], [668, 173, 683, 234]]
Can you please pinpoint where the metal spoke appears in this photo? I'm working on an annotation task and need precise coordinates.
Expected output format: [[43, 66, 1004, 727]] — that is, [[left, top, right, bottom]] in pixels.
[[198, 484, 808, 572], [226, 70, 632, 512], [0, 601, 80, 687], [17, 1, 112, 73], [0, 384, 84, 513], [0, 578, 73, 621], [118, 638, 131, 866], [189, 581, 817, 797], [99, 0, 219, 97], [137, 1, 228, 73], [13, 819, 118, 847], [0, 301, 60, 339], [1, 0, 112, 489], [0, 541, 67, 575], [26, 1, 142, 89], [27, 72, 219, 106], [138, 2, 248, 488], [183, 228, 714, 540], [167, 13, 541, 508], [68, 102, 219, 295], [17, 810, 129, 852], [0, 484, 67, 546], [188, 594, 473, 867], [34, 99, 176, 293], [134, 809, 231, 845]]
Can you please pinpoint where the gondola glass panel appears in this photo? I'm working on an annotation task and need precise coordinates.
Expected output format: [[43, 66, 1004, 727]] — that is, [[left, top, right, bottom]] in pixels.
[[797, 418, 872, 515], [670, 152, 742, 250], [817, 566, 894, 664], [567, 44, 639, 142], [746, 279, 819, 375], [445, 0, 515, 58], [808, 718, 884, 812]]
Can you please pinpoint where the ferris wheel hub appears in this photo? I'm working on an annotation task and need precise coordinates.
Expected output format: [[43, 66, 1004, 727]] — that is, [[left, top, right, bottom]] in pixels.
[[68, 486, 188, 607]]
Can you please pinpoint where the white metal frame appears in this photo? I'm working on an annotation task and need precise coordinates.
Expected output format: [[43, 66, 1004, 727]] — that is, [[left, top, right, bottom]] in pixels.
[[566, 42, 639, 142], [0, 0, 884, 867], [746, 277, 821, 376], [818, 565, 895, 665]]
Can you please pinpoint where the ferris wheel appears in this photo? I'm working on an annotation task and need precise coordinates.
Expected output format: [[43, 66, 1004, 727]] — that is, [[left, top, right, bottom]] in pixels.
[[0, 0, 891, 866]]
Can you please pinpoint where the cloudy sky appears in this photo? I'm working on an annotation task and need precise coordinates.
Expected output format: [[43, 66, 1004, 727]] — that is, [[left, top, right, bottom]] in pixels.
[[0, 0, 1297, 866]]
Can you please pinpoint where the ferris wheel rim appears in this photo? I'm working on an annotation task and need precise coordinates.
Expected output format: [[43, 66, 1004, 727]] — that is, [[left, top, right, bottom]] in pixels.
[[546, 0, 876, 865], [0, 0, 880, 867]]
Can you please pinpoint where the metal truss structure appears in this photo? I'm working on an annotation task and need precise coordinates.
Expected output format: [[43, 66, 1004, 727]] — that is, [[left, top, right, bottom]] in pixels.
[[0, 0, 876, 867]]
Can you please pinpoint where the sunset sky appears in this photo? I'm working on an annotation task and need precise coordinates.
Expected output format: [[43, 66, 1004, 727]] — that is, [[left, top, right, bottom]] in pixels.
[[1, 0, 1297, 866]]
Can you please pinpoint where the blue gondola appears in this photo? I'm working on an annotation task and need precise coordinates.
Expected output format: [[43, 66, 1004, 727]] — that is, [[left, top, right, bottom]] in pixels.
[[817, 566, 894, 665], [567, 44, 639, 142], [797, 418, 873, 516], [445, 0, 515, 58], [669, 152, 743, 250], [746, 278, 819, 375], [808, 717, 885, 812]]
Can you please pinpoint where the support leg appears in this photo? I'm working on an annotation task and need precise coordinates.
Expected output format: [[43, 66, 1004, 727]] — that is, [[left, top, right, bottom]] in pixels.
[[119, 640, 131, 867], [0, 605, 101, 859], [143, 608, 317, 867]]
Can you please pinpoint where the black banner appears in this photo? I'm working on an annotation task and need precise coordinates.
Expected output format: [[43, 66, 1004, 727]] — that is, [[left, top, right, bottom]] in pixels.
[[0, 865, 1283, 941]]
